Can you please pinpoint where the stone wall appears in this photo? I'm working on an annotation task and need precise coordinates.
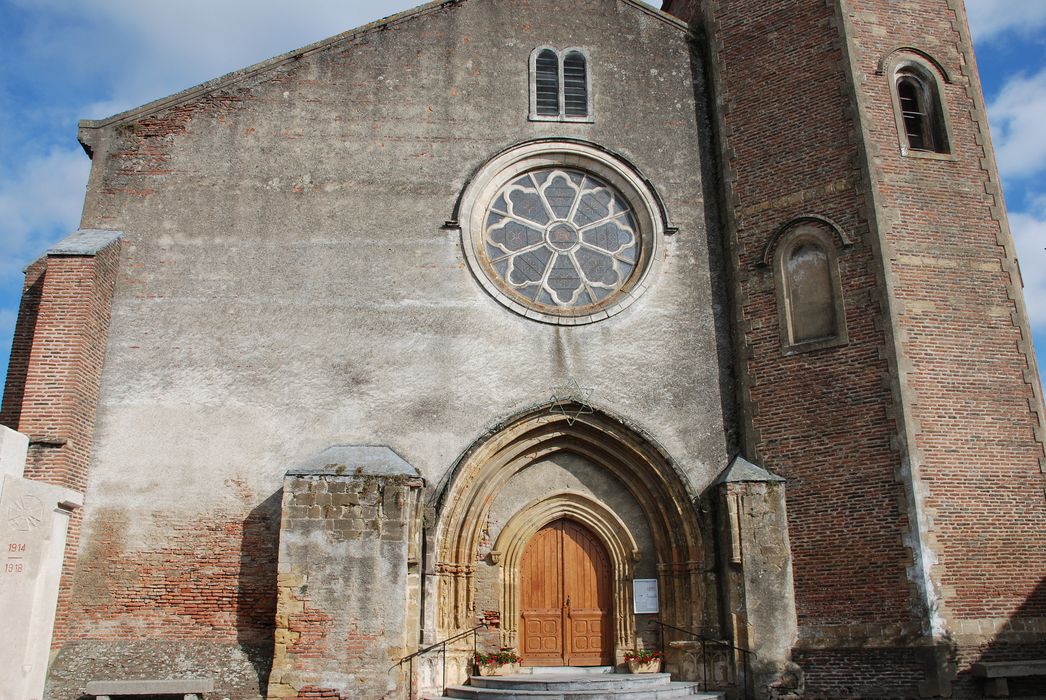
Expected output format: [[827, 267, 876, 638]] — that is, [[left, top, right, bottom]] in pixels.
[[268, 448, 423, 700], [703, 458, 799, 700]]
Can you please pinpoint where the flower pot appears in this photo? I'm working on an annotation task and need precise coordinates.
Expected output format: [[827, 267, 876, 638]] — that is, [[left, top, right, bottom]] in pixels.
[[476, 662, 520, 676], [627, 658, 663, 674]]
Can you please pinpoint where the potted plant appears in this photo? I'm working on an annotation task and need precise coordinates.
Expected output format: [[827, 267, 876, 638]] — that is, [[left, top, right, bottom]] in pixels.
[[624, 648, 663, 674], [474, 648, 522, 676]]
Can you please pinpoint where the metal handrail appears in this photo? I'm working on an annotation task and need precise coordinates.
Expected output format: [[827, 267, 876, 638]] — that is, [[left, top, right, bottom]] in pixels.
[[649, 620, 754, 700], [395, 623, 487, 700]]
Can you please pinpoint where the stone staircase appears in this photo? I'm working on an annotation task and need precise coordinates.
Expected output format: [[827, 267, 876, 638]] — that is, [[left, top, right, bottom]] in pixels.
[[433, 670, 724, 699]]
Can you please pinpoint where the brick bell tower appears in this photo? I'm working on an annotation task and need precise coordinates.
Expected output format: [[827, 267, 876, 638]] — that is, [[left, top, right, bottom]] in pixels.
[[665, 0, 1046, 697]]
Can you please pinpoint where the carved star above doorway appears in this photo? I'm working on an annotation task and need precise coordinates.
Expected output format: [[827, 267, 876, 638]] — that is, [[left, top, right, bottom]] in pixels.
[[548, 378, 595, 426]]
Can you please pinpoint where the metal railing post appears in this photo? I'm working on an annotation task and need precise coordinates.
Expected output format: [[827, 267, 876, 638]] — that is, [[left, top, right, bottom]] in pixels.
[[393, 623, 488, 699], [647, 619, 754, 698]]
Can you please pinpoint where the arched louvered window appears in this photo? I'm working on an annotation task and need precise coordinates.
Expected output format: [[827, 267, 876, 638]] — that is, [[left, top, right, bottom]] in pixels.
[[891, 61, 950, 156], [535, 49, 560, 117], [897, 76, 932, 151], [530, 47, 592, 122], [563, 51, 588, 118]]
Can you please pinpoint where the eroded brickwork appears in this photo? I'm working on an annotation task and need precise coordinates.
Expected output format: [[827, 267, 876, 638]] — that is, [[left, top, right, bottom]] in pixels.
[[44, 498, 280, 699]]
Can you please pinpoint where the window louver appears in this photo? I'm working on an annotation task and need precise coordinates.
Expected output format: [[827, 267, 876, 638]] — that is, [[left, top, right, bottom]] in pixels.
[[897, 77, 929, 151], [563, 52, 588, 117], [536, 50, 560, 116]]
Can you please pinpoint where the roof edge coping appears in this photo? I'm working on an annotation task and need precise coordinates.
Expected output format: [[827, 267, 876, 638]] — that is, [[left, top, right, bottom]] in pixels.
[[287, 445, 420, 478], [714, 455, 787, 485], [77, 0, 686, 132], [47, 229, 123, 257]]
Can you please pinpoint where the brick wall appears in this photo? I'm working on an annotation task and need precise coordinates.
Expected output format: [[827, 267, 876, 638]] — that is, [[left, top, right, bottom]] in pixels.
[[793, 647, 930, 699], [0, 235, 123, 655], [0, 258, 46, 430], [838, 0, 1046, 631], [1, 240, 122, 492], [692, 0, 919, 638], [44, 496, 281, 699], [674, 0, 1046, 693]]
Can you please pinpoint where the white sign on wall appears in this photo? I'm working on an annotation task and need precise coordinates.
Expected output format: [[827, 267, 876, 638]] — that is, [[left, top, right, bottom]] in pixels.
[[632, 578, 659, 614]]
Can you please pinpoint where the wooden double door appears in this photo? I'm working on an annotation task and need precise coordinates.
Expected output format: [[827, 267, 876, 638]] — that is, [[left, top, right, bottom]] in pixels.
[[520, 519, 613, 666]]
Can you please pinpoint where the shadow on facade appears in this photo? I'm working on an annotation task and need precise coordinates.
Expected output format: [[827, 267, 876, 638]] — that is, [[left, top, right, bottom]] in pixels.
[[236, 489, 283, 695], [0, 268, 43, 427], [959, 575, 1046, 698], [689, 25, 741, 460]]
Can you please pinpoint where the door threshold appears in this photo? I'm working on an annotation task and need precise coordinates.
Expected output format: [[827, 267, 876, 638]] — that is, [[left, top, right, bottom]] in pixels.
[[519, 666, 615, 675]]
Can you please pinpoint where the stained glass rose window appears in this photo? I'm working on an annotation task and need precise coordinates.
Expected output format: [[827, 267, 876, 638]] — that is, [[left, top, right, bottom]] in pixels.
[[480, 168, 640, 314], [459, 141, 663, 324]]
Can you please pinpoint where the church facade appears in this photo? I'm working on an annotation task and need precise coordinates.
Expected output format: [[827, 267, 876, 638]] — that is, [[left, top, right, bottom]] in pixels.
[[1, 0, 1044, 698]]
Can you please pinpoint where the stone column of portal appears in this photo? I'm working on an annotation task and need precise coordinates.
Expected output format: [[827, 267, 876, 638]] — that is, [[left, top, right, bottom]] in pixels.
[[715, 456, 802, 700], [0, 425, 83, 700]]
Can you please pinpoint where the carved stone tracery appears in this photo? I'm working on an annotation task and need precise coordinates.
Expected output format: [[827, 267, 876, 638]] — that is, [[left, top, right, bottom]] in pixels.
[[431, 406, 706, 666]]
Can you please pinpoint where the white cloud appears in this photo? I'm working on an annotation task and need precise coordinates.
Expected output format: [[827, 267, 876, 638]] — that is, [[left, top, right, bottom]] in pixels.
[[966, 0, 1046, 42], [0, 147, 91, 278], [10, 0, 421, 120], [987, 68, 1046, 181]]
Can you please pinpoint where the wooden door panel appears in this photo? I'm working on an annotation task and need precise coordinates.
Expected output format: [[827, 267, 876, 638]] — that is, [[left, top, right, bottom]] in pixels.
[[520, 519, 611, 667], [568, 611, 606, 664], [523, 612, 564, 663]]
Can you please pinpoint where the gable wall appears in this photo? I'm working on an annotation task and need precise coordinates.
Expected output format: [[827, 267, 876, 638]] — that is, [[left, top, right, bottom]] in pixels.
[[48, 2, 734, 697]]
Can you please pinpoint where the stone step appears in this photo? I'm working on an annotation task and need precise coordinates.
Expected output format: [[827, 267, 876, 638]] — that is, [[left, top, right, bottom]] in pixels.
[[470, 673, 675, 691], [438, 672, 723, 699]]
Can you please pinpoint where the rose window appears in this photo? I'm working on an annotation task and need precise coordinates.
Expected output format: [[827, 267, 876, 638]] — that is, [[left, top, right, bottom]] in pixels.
[[481, 168, 641, 314]]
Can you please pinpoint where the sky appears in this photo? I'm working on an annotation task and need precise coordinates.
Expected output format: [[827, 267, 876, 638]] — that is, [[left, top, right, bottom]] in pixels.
[[0, 1, 1043, 387]]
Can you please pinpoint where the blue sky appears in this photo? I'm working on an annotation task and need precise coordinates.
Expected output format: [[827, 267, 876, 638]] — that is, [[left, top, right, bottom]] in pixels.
[[0, 1, 1043, 387]]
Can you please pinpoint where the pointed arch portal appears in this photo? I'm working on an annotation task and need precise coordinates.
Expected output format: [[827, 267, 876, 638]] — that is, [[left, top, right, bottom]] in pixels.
[[428, 405, 705, 669]]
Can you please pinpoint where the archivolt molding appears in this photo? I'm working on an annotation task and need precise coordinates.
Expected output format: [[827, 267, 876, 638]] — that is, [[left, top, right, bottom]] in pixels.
[[491, 491, 641, 650], [875, 46, 953, 84], [760, 213, 853, 268], [432, 405, 705, 642]]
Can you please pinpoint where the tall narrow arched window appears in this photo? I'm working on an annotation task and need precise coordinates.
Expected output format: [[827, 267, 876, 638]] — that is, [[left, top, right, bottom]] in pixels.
[[773, 222, 848, 353], [535, 49, 560, 117], [530, 47, 592, 122], [890, 60, 951, 156], [563, 51, 588, 118], [786, 242, 836, 342], [897, 75, 932, 151]]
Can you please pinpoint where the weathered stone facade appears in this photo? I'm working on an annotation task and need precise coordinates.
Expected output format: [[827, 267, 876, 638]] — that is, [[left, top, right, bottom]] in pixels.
[[1, 1, 1043, 699]]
